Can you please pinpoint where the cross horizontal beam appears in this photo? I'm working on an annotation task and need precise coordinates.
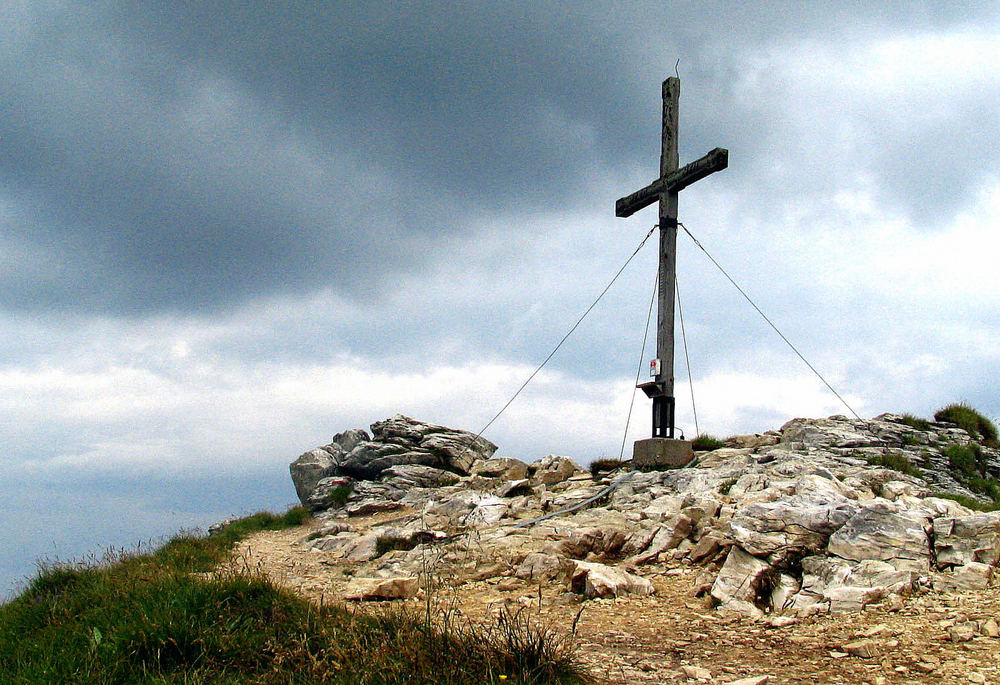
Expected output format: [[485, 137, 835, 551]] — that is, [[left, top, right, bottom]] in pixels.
[[615, 147, 729, 218]]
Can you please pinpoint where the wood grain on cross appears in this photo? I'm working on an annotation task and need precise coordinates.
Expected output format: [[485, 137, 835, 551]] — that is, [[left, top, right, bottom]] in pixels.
[[616, 77, 728, 439]]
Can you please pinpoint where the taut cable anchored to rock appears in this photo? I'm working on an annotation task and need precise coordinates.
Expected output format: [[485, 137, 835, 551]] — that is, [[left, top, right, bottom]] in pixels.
[[446, 222, 659, 474]]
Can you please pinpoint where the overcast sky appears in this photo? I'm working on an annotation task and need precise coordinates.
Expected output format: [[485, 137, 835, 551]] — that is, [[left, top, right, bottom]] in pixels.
[[3, 1, 999, 596]]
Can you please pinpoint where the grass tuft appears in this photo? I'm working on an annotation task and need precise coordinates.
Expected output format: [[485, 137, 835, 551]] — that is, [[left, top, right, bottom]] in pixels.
[[934, 403, 999, 447], [940, 441, 1000, 510], [865, 452, 923, 478], [931, 491, 1000, 512], [323, 484, 354, 509], [899, 413, 932, 431], [589, 458, 624, 477], [691, 434, 726, 452], [944, 443, 987, 480]]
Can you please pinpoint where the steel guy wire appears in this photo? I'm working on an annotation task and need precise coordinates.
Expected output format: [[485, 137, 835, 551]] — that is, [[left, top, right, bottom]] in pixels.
[[678, 221, 864, 423], [619, 269, 658, 461], [457, 223, 660, 461], [676, 275, 699, 437]]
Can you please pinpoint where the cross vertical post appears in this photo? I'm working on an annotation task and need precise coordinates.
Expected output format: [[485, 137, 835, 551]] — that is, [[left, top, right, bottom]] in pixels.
[[655, 77, 680, 439], [615, 77, 728, 463]]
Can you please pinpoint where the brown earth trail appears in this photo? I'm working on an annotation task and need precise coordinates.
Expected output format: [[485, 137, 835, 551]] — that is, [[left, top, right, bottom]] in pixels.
[[235, 516, 1000, 685]]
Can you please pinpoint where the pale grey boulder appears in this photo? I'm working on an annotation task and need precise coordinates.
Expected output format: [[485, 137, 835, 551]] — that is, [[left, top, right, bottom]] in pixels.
[[770, 572, 802, 612], [621, 526, 660, 557], [380, 464, 460, 489], [339, 441, 438, 480], [569, 560, 655, 598], [935, 562, 994, 592], [309, 531, 357, 552], [515, 552, 572, 581], [729, 491, 859, 561], [338, 415, 498, 479], [545, 526, 629, 560], [343, 576, 420, 601], [529, 454, 582, 486], [496, 478, 531, 497], [792, 556, 919, 613], [372, 414, 498, 469], [710, 547, 772, 616], [933, 513, 1000, 568], [420, 433, 489, 473], [641, 495, 684, 521], [827, 502, 933, 571], [461, 494, 508, 527], [780, 416, 874, 449], [370, 414, 428, 444], [471, 457, 530, 480], [290, 447, 343, 504], [331, 428, 370, 453], [289, 428, 372, 504], [633, 515, 693, 564], [310, 532, 382, 562]]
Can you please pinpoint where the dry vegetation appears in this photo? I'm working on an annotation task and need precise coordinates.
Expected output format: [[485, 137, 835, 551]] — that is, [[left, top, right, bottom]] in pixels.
[[239, 512, 1000, 684]]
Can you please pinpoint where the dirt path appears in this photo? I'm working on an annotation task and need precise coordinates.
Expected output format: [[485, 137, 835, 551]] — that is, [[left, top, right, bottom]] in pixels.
[[234, 519, 1000, 684]]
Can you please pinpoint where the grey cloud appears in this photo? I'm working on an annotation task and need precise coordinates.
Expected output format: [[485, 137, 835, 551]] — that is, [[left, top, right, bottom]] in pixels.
[[3, 1, 998, 319]]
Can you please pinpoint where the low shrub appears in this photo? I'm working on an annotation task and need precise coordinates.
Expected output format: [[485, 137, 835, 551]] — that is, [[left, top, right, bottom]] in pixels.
[[967, 477, 1000, 501], [589, 458, 624, 477], [934, 403, 999, 447]]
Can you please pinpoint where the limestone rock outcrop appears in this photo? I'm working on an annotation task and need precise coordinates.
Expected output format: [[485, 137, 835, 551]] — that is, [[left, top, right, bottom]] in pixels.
[[289, 412, 1000, 614], [290, 415, 497, 505]]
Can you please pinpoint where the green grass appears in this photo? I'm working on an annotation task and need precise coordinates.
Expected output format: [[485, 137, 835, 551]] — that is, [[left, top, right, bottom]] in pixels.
[[934, 403, 999, 447], [322, 484, 354, 509], [967, 477, 1000, 501], [865, 452, 923, 478], [931, 491, 1000, 512], [938, 441, 1000, 511], [944, 443, 987, 480], [899, 413, 932, 431], [0, 507, 586, 684], [718, 478, 738, 496], [691, 434, 726, 452]]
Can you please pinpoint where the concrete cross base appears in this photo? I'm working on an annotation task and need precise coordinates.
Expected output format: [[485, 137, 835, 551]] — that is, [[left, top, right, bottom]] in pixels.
[[633, 438, 694, 468]]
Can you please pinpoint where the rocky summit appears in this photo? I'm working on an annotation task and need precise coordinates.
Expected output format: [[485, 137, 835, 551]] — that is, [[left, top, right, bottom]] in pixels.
[[288, 412, 1000, 616]]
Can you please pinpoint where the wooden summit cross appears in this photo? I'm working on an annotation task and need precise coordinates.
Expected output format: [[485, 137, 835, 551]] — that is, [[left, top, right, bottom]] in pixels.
[[616, 77, 727, 463]]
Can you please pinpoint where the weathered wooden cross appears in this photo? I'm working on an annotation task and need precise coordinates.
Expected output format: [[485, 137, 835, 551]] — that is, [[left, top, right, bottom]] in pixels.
[[616, 77, 728, 442]]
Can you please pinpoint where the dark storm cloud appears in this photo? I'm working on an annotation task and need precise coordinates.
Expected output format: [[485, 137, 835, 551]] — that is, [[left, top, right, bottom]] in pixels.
[[2, 2, 998, 316], [2, 2, 658, 314]]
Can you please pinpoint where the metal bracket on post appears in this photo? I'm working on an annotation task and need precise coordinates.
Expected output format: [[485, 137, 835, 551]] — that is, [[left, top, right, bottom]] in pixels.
[[652, 396, 675, 439]]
